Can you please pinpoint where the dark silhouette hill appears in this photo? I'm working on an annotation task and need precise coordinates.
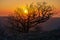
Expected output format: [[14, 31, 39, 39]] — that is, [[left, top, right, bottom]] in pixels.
[[40, 17, 60, 31], [0, 16, 60, 40], [0, 16, 60, 31]]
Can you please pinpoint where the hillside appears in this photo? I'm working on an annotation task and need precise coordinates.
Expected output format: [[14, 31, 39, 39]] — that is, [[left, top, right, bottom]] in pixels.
[[0, 16, 60, 31]]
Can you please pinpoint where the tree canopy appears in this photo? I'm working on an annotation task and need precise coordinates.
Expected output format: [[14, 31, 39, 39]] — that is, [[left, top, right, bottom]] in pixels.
[[8, 2, 54, 33]]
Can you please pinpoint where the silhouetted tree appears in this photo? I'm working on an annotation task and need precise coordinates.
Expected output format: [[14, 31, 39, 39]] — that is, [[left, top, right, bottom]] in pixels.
[[8, 2, 54, 33]]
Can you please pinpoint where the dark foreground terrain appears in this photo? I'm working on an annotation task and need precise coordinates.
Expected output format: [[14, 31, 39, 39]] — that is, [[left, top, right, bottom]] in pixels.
[[0, 16, 60, 40], [0, 28, 60, 40]]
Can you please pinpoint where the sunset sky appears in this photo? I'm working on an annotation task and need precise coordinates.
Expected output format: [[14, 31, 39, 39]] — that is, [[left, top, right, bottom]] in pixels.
[[0, 0, 60, 16]]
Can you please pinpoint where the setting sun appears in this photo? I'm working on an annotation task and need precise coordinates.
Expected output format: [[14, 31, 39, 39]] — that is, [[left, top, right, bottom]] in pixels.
[[23, 8, 28, 15], [24, 9, 28, 13]]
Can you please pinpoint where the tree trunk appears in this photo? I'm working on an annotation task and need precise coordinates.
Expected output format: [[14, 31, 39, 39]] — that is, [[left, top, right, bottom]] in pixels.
[[23, 26, 29, 33]]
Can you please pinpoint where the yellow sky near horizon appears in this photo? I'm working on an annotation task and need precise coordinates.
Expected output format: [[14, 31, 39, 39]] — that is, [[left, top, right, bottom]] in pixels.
[[0, 0, 60, 16]]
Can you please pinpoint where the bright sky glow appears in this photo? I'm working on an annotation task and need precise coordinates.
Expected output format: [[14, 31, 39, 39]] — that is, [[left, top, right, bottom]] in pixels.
[[0, 0, 60, 10], [0, 0, 60, 16]]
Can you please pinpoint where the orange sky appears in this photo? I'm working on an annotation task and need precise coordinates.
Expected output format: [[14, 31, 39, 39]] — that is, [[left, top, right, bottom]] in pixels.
[[0, 0, 60, 17]]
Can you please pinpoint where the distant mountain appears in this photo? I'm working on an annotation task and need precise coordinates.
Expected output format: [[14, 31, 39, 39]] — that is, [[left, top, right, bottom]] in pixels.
[[40, 17, 60, 31], [0, 16, 60, 31]]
